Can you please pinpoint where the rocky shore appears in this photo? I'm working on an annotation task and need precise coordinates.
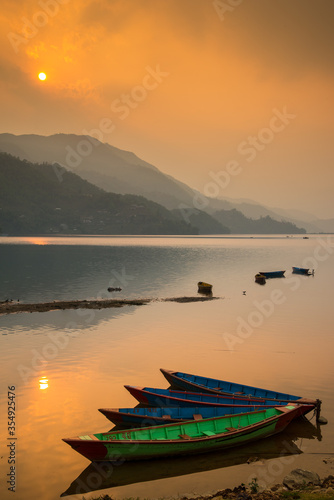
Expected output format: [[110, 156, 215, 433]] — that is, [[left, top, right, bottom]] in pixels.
[[90, 471, 334, 500], [0, 296, 220, 315]]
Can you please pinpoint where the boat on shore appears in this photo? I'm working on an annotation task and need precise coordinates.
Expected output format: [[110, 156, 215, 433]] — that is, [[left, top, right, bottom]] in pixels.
[[62, 416, 321, 496], [258, 270, 285, 278], [160, 369, 317, 404], [124, 386, 315, 417], [292, 267, 314, 275], [98, 405, 269, 427], [63, 404, 310, 462]]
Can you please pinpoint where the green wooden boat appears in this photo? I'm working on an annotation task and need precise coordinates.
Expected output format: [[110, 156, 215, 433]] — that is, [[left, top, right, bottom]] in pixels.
[[63, 404, 310, 462]]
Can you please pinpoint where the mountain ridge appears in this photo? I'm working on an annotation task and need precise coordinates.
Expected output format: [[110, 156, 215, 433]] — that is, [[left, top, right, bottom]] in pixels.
[[0, 133, 327, 233], [0, 152, 200, 235]]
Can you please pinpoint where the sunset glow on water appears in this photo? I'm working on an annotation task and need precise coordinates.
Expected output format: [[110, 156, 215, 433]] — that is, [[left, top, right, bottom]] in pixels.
[[0, 236, 333, 499], [1, 1, 333, 498]]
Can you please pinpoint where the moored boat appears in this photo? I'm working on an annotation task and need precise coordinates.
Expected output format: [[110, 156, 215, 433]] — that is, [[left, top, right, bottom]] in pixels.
[[255, 273, 266, 284], [292, 267, 313, 275], [98, 405, 268, 427], [62, 416, 321, 496], [124, 386, 315, 417], [197, 281, 212, 293], [258, 270, 285, 278], [160, 369, 317, 404], [63, 404, 311, 462]]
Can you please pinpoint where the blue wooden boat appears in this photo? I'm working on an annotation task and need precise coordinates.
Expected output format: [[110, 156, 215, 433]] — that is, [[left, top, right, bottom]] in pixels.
[[124, 386, 315, 418], [160, 369, 317, 403], [258, 270, 285, 278], [98, 405, 266, 427], [292, 267, 313, 275]]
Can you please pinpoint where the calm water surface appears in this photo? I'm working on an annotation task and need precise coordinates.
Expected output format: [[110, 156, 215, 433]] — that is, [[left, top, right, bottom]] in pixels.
[[0, 235, 333, 500]]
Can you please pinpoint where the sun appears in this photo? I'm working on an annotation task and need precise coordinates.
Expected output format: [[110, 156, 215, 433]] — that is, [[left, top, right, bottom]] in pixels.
[[38, 72, 47, 81]]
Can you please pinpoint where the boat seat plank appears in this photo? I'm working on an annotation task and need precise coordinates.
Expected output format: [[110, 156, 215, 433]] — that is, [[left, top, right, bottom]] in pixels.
[[80, 435, 99, 441], [192, 414, 203, 420], [225, 427, 237, 432], [202, 430, 216, 436], [162, 415, 172, 419], [277, 405, 295, 413], [179, 434, 192, 440]]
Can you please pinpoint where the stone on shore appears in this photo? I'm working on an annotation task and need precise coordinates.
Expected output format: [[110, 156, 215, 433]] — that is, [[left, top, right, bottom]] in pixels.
[[283, 469, 321, 490]]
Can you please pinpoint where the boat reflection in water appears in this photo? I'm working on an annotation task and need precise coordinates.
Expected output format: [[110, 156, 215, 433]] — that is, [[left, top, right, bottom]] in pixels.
[[61, 417, 321, 497]]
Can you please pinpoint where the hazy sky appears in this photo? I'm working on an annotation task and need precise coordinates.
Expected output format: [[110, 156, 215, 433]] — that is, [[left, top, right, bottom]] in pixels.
[[1, 0, 334, 218]]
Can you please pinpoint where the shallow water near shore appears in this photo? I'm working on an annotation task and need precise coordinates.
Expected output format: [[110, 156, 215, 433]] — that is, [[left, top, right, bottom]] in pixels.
[[0, 235, 333, 500]]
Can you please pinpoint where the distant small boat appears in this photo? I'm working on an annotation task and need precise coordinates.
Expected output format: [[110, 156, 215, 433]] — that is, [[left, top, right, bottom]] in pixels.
[[292, 267, 313, 276], [63, 404, 312, 461], [197, 281, 212, 293], [255, 273, 266, 284], [258, 271, 285, 278]]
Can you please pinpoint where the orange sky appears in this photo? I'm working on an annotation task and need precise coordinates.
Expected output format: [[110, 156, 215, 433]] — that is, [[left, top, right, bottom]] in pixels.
[[1, 0, 334, 218]]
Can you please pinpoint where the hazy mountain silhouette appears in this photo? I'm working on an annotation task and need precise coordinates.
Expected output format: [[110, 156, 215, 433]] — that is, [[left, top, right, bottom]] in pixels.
[[213, 209, 305, 234], [212, 199, 326, 233], [0, 133, 320, 233], [0, 153, 199, 235], [0, 133, 198, 210]]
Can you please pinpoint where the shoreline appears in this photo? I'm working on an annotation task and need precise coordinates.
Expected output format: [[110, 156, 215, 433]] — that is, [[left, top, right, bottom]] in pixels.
[[0, 296, 220, 315], [180, 472, 334, 500], [92, 473, 334, 500]]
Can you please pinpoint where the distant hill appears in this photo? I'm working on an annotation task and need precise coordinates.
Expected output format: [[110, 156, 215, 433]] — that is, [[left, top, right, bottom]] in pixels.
[[213, 197, 331, 233], [0, 153, 198, 235], [213, 209, 306, 234], [309, 218, 334, 233], [0, 133, 314, 234], [0, 133, 198, 210], [172, 208, 230, 234]]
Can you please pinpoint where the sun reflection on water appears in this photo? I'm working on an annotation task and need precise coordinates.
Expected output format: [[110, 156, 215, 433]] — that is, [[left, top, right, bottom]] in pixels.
[[26, 237, 48, 245], [39, 376, 49, 390]]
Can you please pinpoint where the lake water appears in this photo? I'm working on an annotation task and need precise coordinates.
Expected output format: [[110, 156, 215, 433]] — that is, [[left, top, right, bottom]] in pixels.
[[0, 235, 333, 500]]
